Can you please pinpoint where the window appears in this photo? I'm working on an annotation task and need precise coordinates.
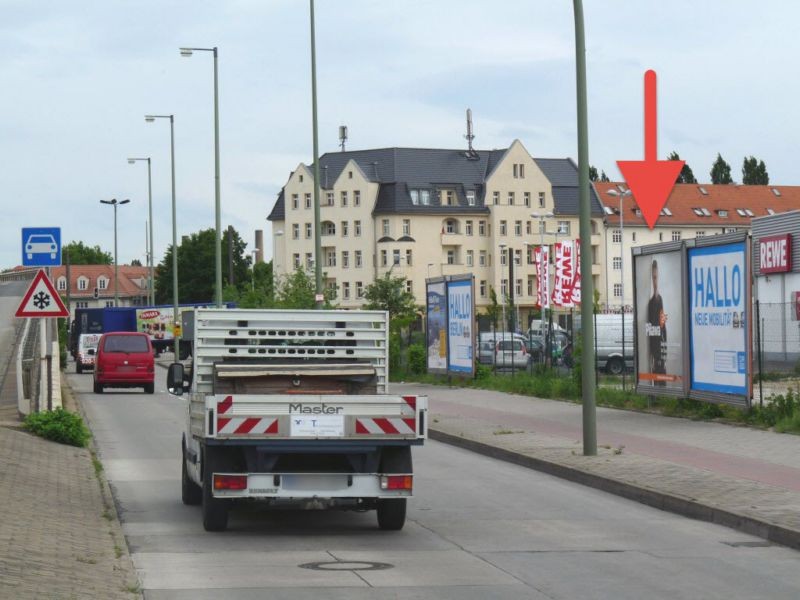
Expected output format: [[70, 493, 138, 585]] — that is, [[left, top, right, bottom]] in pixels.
[[341, 191, 348, 207], [500, 251, 507, 266], [356, 281, 364, 298], [303, 223, 312, 238], [326, 191, 334, 206], [507, 192, 515, 206], [381, 250, 387, 267], [718, 210, 728, 218], [348, 170, 353, 179], [78, 277, 88, 291], [291, 194, 299, 210], [524, 192, 530, 207], [445, 219, 458, 234], [342, 251, 349, 269], [513, 164, 518, 178], [291, 224, 299, 239], [514, 249, 522, 266], [493, 191, 500, 205], [406, 249, 412, 266], [527, 248, 534, 265], [354, 220, 361, 236], [57, 277, 67, 291], [75, 301, 88, 309], [393, 249, 401, 265], [501, 279, 508, 296], [355, 250, 363, 268], [672, 230, 681, 242], [382, 219, 390, 236], [480, 280, 487, 297], [410, 189, 419, 205], [612, 229, 621, 243], [299, 174, 304, 182], [696, 231, 705, 238], [526, 221, 532, 235], [479, 250, 487, 267], [341, 221, 348, 237], [354, 190, 360, 206], [515, 279, 522, 296], [306, 253, 313, 269], [632, 232, 636, 242], [403, 219, 410, 235], [515, 221, 522, 236], [512, 163, 525, 178], [98, 277, 108, 290], [447, 249, 456, 265], [293, 253, 301, 269], [322, 222, 336, 236], [479, 220, 487, 236], [304, 193, 311, 209], [445, 190, 455, 206], [466, 190, 476, 206], [659, 232, 663, 242], [466, 250, 474, 267], [326, 251, 336, 267], [538, 192, 545, 208], [405, 280, 413, 294], [500, 220, 507, 236], [465, 220, 473, 235], [613, 283, 622, 298], [342, 282, 350, 300], [557, 221, 570, 235], [612, 257, 622, 270], [519, 164, 525, 178], [527, 276, 535, 296], [420, 190, 430, 205], [539, 220, 546, 234]]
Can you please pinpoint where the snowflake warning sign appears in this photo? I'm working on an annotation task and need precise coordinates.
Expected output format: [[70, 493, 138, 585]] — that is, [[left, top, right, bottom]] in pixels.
[[15, 270, 69, 318]]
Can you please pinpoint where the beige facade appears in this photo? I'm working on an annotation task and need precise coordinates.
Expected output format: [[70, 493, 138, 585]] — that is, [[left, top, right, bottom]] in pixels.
[[271, 141, 607, 327]]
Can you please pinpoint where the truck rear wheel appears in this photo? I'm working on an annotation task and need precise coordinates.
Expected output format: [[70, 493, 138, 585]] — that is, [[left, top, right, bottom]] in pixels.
[[377, 498, 407, 530], [202, 450, 229, 532], [182, 444, 202, 506]]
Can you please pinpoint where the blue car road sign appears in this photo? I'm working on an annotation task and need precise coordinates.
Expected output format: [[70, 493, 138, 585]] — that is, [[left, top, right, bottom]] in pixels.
[[22, 227, 61, 267]]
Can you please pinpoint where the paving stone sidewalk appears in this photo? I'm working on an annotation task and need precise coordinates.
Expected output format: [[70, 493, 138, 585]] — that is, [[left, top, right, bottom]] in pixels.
[[394, 382, 800, 550]]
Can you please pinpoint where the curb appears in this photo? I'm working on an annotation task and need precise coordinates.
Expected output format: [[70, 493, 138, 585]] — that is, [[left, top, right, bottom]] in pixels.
[[429, 428, 800, 551]]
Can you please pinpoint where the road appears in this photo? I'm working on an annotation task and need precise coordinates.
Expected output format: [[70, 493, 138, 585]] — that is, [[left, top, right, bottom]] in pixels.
[[69, 369, 800, 599]]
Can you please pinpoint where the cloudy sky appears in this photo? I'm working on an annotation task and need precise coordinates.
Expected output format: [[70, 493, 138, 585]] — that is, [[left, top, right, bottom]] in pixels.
[[3, 1, 798, 269]]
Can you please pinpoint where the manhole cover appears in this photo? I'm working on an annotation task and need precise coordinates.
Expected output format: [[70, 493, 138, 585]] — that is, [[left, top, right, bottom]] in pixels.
[[299, 560, 394, 572]]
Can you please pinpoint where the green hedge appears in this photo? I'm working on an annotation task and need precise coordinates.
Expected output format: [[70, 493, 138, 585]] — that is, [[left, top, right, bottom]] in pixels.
[[24, 408, 91, 447]]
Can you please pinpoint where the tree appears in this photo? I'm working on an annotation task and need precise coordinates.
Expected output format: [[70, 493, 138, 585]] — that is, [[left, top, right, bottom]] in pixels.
[[130, 259, 142, 267], [274, 267, 335, 309], [710, 153, 733, 184], [742, 156, 769, 185], [63, 241, 112, 265], [589, 166, 599, 182], [599, 170, 610, 182], [252, 261, 274, 303], [485, 287, 501, 330], [668, 151, 697, 184], [154, 226, 251, 304], [363, 272, 418, 329]]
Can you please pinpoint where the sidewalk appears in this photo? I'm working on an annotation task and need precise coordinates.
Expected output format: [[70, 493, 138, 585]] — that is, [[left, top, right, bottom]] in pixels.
[[394, 382, 800, 550]]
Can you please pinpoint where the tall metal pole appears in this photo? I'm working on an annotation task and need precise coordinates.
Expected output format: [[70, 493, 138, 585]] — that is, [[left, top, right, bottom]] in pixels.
[[213, 47, 223, 307], [113, 202, 119, 307], [169, 116, 180, 359], [147, 158, 154, 305], [574, 0, 597, 455], [620, 193, 626, 391], [310, 0, 323, 308], [540, 220, 546, 363]]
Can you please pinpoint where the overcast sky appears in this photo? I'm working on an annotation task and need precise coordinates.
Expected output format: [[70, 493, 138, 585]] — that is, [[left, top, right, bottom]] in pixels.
[[3, 0, 798, 269]]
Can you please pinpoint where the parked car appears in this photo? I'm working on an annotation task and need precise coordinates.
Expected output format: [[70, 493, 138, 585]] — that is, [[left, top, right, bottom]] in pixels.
[[478, 332, 527, 365], [93, 332, 155, 394], [574, 313, 633, 374], [477, 333, 530, 369], [76, 333, 101, 374]]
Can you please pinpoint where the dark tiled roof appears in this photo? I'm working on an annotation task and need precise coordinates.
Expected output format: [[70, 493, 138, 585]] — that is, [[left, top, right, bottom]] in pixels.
[[267, 189, 284, 221], [535, 158, 603, 216]]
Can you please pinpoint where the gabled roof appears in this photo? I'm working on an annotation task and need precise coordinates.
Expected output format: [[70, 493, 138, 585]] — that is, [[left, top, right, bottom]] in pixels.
[[598, 182, 800, 227], [534, 158, 604, 216], [50, 265, 149, 298]]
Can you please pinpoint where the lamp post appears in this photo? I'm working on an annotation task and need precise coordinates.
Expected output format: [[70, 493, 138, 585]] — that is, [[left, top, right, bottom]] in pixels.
[[179, 46, 222, 308], [532, 212, 554, 362], [251, 250, 258, 291], [498, 243, 508, 333], [99, 198, 130, 307], [128, 157, 153, 305], [607, 188, 632, 390], [145, 114, 180, 359]]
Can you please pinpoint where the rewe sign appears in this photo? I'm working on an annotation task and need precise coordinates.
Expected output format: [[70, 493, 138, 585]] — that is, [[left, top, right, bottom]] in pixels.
[[759, 234, 792, 274]]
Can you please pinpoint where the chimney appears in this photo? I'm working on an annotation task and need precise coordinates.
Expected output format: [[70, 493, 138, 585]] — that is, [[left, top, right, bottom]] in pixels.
[[254, 230, 264, 263]]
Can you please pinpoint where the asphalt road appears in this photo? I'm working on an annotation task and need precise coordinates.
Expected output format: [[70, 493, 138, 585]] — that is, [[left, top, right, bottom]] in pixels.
[[69, 368, 800, 600]]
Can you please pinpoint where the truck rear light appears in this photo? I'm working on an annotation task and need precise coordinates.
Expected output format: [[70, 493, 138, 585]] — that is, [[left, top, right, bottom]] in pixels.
[[213, 474, 247, 491], [381, 475, 413, 490]]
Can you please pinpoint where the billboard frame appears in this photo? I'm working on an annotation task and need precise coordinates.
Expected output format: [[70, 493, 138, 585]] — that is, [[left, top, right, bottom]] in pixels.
[[425, 276, 448, 375], [425, 274, 476, 378]]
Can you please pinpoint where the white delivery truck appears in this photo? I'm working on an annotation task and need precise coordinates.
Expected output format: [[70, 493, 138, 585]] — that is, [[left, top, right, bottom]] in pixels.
[[167, 308, 428, 532]]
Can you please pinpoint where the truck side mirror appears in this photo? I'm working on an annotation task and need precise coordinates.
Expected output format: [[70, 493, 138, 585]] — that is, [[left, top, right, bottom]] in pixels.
[[167, 363, 185, 396]]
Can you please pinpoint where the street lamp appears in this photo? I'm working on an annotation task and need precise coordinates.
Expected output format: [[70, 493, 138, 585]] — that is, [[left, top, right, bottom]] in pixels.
[[251, 250, 258, 291], [498, 243, 508, 334], [607, 188, 632, 390], [145, 114, 180, 359], [128, 157, 154, 305], [180, 46, 223, 308], [532, 211, 554, 360], [99, 199, 130, 307]]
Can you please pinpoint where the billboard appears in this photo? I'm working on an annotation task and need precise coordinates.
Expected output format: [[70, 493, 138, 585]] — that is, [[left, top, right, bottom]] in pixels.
[[446, 277, 474, 373], [136, 308, 176, 341], [688, 241, 749, 396], [426, 280, 447, 372], [634, 250, 684, 393]]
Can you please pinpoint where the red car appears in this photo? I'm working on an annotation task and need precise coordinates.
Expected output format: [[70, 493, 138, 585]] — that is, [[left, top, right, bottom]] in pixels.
[[93, 332, 155, 394]]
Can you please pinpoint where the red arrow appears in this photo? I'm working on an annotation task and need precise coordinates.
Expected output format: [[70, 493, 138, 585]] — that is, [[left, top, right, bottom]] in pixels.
[[616, 70, 684, 229]]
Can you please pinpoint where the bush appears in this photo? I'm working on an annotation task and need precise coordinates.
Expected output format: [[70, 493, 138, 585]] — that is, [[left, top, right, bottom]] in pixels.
[[24, 408, 91, 447], [407, 344, 426, 375], [475, 364, 492, 380], [389, 333, 402, 375]]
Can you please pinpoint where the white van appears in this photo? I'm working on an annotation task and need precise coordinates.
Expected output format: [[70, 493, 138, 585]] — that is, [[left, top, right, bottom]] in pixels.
[[76, 333, 101, 374], [575, 313, 633, 374]]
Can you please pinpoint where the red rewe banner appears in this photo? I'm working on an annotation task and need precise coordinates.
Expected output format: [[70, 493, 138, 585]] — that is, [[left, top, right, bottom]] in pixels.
[[759, 234, 792, 274]]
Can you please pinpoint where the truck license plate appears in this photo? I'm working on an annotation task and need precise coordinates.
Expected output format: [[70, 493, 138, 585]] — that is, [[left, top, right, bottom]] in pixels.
[[290, 415, 344, 437]]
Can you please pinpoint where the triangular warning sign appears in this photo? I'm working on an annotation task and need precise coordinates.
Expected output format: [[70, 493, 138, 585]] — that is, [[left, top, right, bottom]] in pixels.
[[16, 270, 69, 318]]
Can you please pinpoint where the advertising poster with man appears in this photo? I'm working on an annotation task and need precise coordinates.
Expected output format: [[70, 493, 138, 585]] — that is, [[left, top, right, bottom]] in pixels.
[[688, 241, 748, 396], [634, 251, 684, 392], [426, 280, 447, 371]]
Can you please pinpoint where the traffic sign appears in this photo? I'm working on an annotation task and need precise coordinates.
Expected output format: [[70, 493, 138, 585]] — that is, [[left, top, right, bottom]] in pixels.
[[21, 227, 62, 267], [15, 270, 69, 318]]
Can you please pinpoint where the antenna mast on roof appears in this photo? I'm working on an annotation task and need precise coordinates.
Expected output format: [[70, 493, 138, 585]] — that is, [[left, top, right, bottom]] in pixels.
[[339, 125, 348, 152], [464, 108, 479, 159]]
